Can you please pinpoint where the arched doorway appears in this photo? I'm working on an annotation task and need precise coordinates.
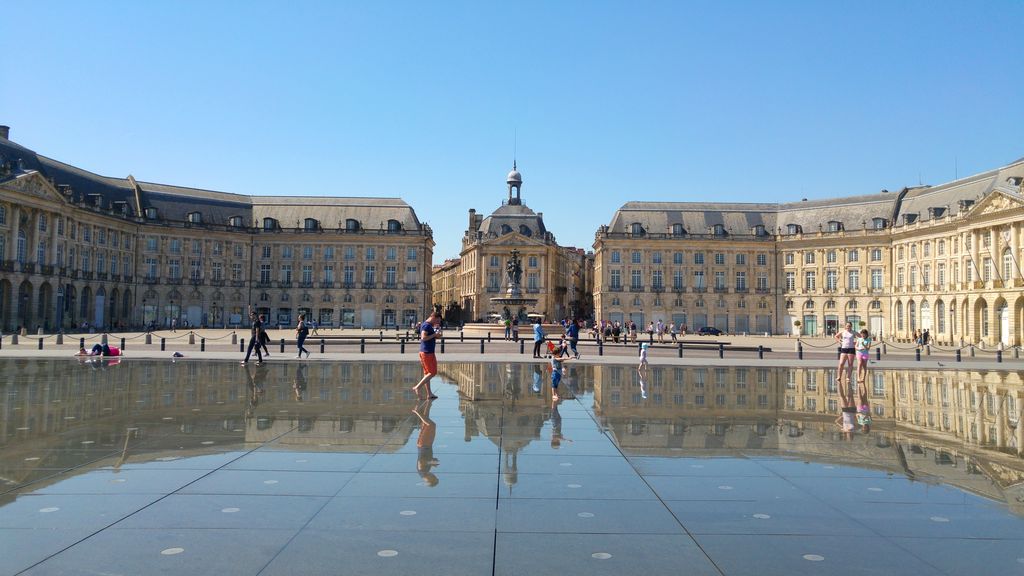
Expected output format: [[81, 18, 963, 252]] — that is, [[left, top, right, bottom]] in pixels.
[[123, 289, 132, 328], [974, 299, 989, 343], [37, 282, 53, 331], [17, 280, 33, 331], [109, 288, 120, 329], [0, 279, 10, 330], [94, 286, 106, 330], [995, 298, 1009, 346], [80, 286, 92, 328], [908, 300, 917, 334], [65, 285, 77, 329]]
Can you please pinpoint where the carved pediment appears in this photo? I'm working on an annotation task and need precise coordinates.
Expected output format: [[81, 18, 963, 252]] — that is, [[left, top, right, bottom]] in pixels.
[[973, 189, 1024, 217], [481, 233, 546, 248], [1, 172, 67, 204]]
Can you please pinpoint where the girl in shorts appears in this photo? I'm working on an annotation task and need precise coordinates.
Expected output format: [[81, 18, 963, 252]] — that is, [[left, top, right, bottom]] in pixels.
[[855, 329, 872, 383]]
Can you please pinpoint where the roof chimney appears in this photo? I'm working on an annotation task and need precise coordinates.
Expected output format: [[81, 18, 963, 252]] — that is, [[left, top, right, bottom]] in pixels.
[[0, 126, 9, 140]]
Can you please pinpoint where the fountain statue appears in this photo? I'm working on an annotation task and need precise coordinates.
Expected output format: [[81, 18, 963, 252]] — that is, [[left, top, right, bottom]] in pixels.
[[490, 249, 537, 321]]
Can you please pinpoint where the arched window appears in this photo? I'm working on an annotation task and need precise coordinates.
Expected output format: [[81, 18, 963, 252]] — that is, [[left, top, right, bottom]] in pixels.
[[16, 229, 27, 263], [345, 219, 360, 231], [263, 217, 278, 231], [501, 224, 513, 234], [519, 225, 532, 237], [847, 300, 857, 310], [804, 300, 815, 309], [387, 219, 402, 232], [304, 218, 320, 231], [672, 223, 685, 236], [343, 294, 353, 303]]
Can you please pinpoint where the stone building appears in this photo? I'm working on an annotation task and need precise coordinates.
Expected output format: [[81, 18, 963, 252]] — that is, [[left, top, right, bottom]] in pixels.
[[0, 126, 433, 332], [593, 156, 1024, 346], [433, 165, 591, 323]]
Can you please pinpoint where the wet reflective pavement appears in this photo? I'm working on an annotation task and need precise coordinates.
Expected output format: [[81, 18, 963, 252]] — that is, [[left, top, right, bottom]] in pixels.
[[2, 359, 1023, 575]]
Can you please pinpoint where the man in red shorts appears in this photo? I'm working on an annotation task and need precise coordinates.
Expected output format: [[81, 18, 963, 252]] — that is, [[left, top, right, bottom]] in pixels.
[[412, 311, 442, 399]]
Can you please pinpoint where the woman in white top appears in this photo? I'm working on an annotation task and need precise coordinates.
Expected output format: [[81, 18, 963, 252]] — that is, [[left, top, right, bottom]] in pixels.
[[835, 322, 857, 385]]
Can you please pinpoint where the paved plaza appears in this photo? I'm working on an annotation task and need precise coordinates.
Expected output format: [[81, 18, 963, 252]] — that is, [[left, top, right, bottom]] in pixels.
[[1, 348, 1023, 575]]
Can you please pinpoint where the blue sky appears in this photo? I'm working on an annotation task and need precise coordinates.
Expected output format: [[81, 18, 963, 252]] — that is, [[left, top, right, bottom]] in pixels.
[[3, 1, 1022, 262]]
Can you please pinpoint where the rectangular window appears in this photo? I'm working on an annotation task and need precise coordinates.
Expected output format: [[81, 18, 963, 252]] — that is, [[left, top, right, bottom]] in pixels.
[[385, 265, 397, 286], [673, 270, 684, 290], [259, 264, 271, 284], [847, 269, 860, 291], [611, 251, 621, 263], [694, 270, 705, 288], [528, 272, 539, 290], [735, 271, 746, 290], [826, 270, 837, 291], [610, 269, 621, 288], [190, 259, 202, 280], [714, 271, 726, 289], [324, 246, 335, 260], [303, 245, 314, 259], [631, 251, 641, 264], [169, 238, 181, 253], [168, 259, 181, 279], [302, 265, 313, 284], [804, 271, 816, 291], [631, 269, 642, 289], [344, 246, 356, 260], [386, 246, 397, 261], [364, 265, 376, 285], [785, 253, 794, 265], [405, 266, 417, 284], [652, 270, 663, 289], [735, 254, 746, 265], [191, 240, 201, 255], [212, 262, 223, 281], [280, 264, 292, 283], [282, 245, 293, 259], [343, 265, 355, 284], [694, 252, 704, 265], [805, 252, 815, 264], [786, 272, 795, 291], [757, 274, 768, 290], [366, 247, 375, 261], [231, 262, 242, 280], [407, 247, 418, 260], [262, 245, 272, 259], [145, 258, 158, 279], [757, 253, 767, 266], [673, 252, 683, 265], [714, 253, 725, 265]]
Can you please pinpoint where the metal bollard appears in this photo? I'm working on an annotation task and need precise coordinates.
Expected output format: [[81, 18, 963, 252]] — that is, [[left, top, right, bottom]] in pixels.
[[882, 343, 887, 355], [80, 337, 85, 349], [758, 345, 764, 360], [480, 339, 485, 354], [231, 333, 237, 345], [240, 338, 245, 353], [915, 348, 921, 361], [798, 342, 803, 360], [360, 338, 365, 354], [970, 345, 976, 357], [38, 338, 43, 350], [1015, 347, 1020, 359], [9, 334, 15, 345], [460, 330, 464, 342], [719, 343, 724, 359], [678, 343, 683, 358], [440, 339, 445, 354], [161, 338, 166, 351], [400, 339, 405, 354], [997, 350, 1003, 363], [201, 338, 206, 352], [487, 332, 492, 343], [956, 348, 961, 362], [598, 340, 604, 356], [280, 338, 285, 353], [875, 347, 881, 361], [379, 331, 383, 342], [519, 340, 524, 354], [320, 339, 325, 354], [925, 345, 931, 356], [121, 337, 126, 350]]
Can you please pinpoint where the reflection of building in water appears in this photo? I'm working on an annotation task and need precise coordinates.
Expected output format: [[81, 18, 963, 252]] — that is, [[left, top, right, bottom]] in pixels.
[[594, 365, 1024, 514], [0, 360, 427, 484]]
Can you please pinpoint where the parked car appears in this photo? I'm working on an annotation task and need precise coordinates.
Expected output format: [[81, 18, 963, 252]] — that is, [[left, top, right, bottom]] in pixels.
[[697, 326, 723, 336]]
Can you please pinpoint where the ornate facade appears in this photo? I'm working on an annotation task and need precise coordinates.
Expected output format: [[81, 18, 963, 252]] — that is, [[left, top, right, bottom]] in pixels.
[[432, 166, 592, 323], [0, 127, 433, 332], [594, 156, 1024, 346]]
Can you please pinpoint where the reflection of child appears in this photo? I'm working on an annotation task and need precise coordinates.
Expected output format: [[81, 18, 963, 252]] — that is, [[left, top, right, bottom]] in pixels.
[[638, 343, 650, 372], [857, 380, 872, 433], [855, 329, 872, 383], [550, 348, 570, 400]]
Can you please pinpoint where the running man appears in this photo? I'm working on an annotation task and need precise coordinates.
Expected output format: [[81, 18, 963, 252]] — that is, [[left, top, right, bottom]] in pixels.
[[412, 311, 442, 400]]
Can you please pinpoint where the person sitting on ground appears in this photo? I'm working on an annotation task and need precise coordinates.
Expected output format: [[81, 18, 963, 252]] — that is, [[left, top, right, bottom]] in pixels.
[[87, 343, 121, 357]]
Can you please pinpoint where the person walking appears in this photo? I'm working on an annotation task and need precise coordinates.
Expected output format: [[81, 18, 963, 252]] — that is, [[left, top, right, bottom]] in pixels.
[[532, 318, 545, 358], [412, 311, 442, 400], [241, 306, 263, 365], [567, 318, 581, 359], [295, 314, 311, 358]]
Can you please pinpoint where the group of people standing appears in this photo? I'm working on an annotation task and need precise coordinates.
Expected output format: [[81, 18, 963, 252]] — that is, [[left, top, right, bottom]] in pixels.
[[241, 306, 313, 365], [835, 322, 873, 435]]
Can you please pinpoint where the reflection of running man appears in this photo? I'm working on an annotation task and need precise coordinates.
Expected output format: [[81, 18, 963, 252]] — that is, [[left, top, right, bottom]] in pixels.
[[412, 400, 439, 486]]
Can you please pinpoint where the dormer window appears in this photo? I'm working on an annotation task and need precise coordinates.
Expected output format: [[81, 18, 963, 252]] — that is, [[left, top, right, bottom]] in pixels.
[[826, 221, 841, 232], [304, 218, 320, 231], [501, 224, 513, 235], [229, 216, 244, 228], [712, 224, 726, 236], [903, 213, 918, 225], [345, 218, 360, 231], [263, 217, 279, 231], [145, 207, 158, 220], [387, 219, 402, 233], [787, 224, 802, 235], [630, 223, 645, 235], [671, 223, 685, 236], [872, 218, 886, 230], [753, 224, 767, 237], [519, 224, 532, 237], [187, 211, 202, 224]]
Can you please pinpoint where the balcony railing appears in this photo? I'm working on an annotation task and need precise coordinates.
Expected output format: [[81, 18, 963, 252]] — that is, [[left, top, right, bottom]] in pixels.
[[651, 285, 664, 293], [714, 286, 728, 293], [526, 287, 540, 293], [362, 282, 376, 289], [210, 279, 226, 287], [190, 278, 204, 286], [40, 264, 55, 276], [144, 276, 159, 284], [692, 287, 707, 293], [383, 283, 398, 290], [278, 281, 293, 288], [734, 287, 748, 293], [609, 285, 624, 292], [230, 280, 246, 287], [20, 263, 36, 274], [299, 281, 314, 288], [166, 277, 183, 285], [403, 283, 420, 290], [755, 287, 771, 294], [630, 285, 645, 293], [320, 281, 335, 289]]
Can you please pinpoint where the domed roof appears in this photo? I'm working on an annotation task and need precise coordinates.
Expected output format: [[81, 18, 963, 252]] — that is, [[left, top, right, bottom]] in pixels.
[[506, 169, 522, 184]]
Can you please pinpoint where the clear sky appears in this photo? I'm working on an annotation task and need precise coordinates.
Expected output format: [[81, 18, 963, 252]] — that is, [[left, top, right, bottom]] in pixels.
[[3, 1, 1022, 262]]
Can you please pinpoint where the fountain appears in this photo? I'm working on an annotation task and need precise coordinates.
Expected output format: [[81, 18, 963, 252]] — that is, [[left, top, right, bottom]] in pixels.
[[489, 249, 537, 322]]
